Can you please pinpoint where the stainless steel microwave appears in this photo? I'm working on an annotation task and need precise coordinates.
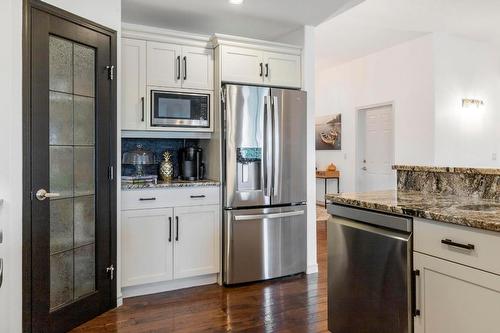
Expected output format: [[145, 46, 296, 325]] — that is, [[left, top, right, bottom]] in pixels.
[[150, 90, 210, 128]]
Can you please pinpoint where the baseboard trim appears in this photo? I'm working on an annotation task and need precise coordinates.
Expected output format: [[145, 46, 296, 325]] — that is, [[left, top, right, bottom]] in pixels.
[[116, 295, 123, 307], [122, 274, 218, 298], [306, 263, 319, 274]]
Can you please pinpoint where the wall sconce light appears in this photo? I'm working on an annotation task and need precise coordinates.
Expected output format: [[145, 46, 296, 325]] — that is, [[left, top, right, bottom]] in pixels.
[[462, 98, 484, 109]]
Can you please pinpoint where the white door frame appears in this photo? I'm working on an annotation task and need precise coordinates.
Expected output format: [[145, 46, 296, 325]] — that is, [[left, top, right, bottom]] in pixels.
[[355, 102, 395, 192]]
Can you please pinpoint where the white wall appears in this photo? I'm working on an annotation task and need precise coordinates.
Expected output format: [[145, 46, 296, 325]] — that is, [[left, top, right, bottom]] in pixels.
[[433, 33, 500, 167], [0, 1, 22, 332], [1, 1, 121, 332], [277, 26, 318, 274], [315, 35, 435, 196]]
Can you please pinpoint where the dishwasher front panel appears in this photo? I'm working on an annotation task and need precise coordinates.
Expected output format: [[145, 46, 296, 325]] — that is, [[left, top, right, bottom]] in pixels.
[[328, 216, 412, 333], [224, 205, 307, 285]]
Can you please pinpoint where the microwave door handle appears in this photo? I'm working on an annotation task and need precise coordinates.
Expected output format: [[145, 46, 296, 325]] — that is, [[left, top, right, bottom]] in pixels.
[[272, 96, 279, 197]]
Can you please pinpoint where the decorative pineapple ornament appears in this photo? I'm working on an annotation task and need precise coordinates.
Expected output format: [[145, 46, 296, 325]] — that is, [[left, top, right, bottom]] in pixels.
[[159, 151, 174, 181]]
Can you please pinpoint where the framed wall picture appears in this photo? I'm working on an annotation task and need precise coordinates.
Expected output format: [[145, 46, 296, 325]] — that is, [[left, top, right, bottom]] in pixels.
[[315, 114, 342, 150]]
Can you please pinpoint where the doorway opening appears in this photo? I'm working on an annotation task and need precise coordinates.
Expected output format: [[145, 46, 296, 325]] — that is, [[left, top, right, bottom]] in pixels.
[[356, 103, 395, 192], [22, 1, 117, 332]]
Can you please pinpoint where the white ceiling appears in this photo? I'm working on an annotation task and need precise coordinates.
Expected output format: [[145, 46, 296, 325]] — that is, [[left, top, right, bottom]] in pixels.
[[316, 0, 500, 70], [122, 0, 364, 41]]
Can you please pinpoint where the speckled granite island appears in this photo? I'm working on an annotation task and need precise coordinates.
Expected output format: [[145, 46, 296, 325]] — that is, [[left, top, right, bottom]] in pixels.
[[326, 165, 500, 232], [326, 165, 500, 333]]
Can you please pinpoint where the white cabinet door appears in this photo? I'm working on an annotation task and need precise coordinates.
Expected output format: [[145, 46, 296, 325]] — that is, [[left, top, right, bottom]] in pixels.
[[173, 205, 219, 279], [220, 46, 263, 85], [147, 41, 182, 88], [121, 38, 147, 130], [414, 252, 500, 333], [263, 51, 301, 88], [181, 46, 213, 90], [122, 208, 174, 287]]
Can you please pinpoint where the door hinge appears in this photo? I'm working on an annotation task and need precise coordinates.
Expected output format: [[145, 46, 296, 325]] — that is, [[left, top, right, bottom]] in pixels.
[[109, 166, 114, 181], [106, 265, 115, 280], [106, 65, 115, 80]]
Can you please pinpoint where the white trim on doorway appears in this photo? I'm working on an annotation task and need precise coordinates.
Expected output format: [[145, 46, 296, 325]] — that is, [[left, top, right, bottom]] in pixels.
[[355, 102, 396, 192]]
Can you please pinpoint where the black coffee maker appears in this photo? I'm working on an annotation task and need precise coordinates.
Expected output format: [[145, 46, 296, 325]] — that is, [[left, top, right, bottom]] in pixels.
[[178, 147, 205, 180]]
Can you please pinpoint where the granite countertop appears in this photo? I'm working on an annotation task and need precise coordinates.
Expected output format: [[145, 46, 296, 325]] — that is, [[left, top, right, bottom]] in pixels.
[[326, 190, 500, 233], [393, 165, 500, 175], [122, 179, 220, 190]]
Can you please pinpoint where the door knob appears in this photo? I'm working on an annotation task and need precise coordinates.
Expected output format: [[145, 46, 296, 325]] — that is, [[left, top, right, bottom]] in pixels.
[[361, 166, 367, 171], [35, 189, 60, 201]]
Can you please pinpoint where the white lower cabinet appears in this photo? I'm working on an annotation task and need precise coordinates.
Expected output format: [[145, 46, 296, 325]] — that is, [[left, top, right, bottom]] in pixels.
[[121, 190, 220, 295], [173, 205, 219, 279], [122, 208, 174, 287], [414, 252, 500, 333]]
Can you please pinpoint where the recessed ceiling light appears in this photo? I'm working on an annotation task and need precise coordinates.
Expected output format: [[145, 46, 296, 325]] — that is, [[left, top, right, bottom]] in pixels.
[[229, 0, 244, 5]]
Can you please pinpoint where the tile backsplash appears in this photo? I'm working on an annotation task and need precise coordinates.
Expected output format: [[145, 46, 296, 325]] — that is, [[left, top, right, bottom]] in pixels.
[[122, 138, 199, 178]]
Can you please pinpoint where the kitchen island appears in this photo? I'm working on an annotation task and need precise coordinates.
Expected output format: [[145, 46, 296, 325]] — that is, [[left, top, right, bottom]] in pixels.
[[326, 165, 500, 333], [326, 189, 500, 232]]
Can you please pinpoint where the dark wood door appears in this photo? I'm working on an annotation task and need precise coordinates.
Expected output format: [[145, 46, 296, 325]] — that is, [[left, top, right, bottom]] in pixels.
[[26, 2, 116, 332]]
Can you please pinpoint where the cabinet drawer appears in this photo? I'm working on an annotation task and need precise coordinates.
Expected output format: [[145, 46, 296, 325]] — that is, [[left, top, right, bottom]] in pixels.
[[414, 218, 500, 275], [122, 187, 219, 210]]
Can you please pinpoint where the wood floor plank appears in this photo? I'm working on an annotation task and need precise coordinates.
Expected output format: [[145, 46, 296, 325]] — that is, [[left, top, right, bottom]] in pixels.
[[72, 219, 328, 332]]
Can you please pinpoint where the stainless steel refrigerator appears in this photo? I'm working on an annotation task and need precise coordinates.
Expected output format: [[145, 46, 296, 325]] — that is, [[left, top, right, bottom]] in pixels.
[[222, 84, 307, 285]]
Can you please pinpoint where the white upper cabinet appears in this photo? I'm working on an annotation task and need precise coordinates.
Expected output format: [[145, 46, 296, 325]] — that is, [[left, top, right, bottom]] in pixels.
[[147, 42, 213, 90], [263, 51, 301, 88], [147, 41, 182, 88], [220, 46, 264, 85], [181, 46, 214, 90], [215, 35, 302, 88], [121, 38, 147, 130]]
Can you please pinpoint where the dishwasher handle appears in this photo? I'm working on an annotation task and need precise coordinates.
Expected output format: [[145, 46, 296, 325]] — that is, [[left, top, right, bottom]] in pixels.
[[234, 210, 305, 221]]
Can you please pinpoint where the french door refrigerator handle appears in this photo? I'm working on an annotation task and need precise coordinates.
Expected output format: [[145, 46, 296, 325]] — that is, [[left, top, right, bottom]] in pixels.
[[263, 96, 273, 197], [272, 95, 280, 197], [234, 210, 305, 221]]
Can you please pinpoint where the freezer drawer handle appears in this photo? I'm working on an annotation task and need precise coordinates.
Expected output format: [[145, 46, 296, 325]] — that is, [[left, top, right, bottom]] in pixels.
[[234, 210, 305, 221], [190, 195, 206, 199], [441, 239, 475, 251]]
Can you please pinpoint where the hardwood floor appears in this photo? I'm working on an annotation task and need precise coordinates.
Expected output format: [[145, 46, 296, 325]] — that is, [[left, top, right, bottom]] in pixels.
[[73, 220, 328, 332]]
